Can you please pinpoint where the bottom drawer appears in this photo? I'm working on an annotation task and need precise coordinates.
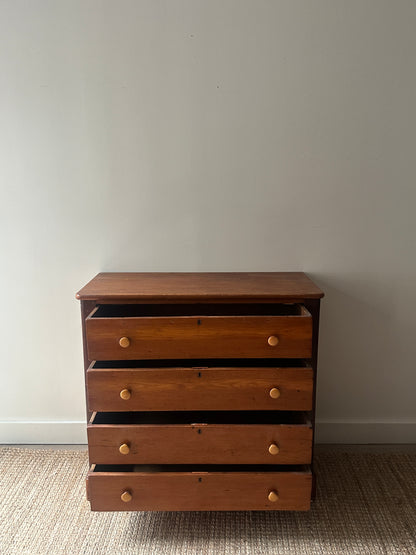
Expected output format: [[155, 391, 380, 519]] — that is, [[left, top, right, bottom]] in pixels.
[[87, 464, 312, 511]]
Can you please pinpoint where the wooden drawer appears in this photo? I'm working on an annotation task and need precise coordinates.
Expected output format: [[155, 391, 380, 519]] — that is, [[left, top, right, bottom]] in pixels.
[[87, 360, 313, 412], [85, 303, 312, 360], [87, 464, 312, 511], [87, 411, 312, 465]]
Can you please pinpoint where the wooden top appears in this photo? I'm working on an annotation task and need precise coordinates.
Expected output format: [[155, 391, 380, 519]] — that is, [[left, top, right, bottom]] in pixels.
[[76, 272, 323, 302]]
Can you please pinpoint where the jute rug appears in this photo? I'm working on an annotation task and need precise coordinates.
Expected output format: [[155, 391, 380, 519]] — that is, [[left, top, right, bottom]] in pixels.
[[0, 448, 415, 554]]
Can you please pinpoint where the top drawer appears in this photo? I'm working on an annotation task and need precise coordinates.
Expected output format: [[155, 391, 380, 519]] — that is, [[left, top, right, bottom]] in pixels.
[[85, 303, 312, 361]]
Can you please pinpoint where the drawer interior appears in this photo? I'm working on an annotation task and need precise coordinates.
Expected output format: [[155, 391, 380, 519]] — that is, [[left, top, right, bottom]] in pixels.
[[90, 303, 310, 318], [91, 463, 311, 473], [90, 358, 311, 369], [90, 410, 311, 426]]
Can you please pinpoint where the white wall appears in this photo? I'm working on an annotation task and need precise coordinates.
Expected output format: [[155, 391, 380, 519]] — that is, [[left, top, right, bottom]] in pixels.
[[1, 1, 415, 443]]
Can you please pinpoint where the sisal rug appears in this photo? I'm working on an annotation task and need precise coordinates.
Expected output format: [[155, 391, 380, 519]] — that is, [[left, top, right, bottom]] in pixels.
[[0, 447, 415, 554]]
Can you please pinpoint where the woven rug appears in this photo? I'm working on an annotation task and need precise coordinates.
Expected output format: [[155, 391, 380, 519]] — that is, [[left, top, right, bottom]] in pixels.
[[0, 448, 415, 554]]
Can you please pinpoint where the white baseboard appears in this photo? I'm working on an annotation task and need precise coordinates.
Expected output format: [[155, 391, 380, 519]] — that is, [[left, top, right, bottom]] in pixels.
[[0, 419, 415, 445], [315, 418, 416, 444], [0, 421, 87, 444]]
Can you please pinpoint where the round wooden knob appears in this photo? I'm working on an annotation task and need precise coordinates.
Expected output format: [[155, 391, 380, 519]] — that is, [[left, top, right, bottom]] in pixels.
[[119, 336, 130, 348], [269, 387, 281, 399], [119, 443, 130, 455], [268, 443, 280, 455], [268, 490, 279, 502], [121, 490, 132, 503], [267, 335, 279, 347], [120, 389, 131, 400]]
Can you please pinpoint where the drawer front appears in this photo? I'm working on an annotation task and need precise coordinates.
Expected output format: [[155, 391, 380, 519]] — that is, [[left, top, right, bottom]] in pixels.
[[87, 468, 312, 511], [87, 366, 313, 412], [85, 313, 312, 361], [87, 422, 312, 465]]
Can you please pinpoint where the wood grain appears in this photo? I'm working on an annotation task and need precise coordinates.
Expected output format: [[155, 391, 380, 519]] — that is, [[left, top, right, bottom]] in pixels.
[[85, 314, 313, 360], [87, 365, 313, 412], [76, 272, 324, 301], [87, 468, 312, 511], [87, 418, 312, 465]]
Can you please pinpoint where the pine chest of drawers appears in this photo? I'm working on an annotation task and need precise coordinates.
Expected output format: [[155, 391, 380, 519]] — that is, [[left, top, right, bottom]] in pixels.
[[76, 272, 323, 511]]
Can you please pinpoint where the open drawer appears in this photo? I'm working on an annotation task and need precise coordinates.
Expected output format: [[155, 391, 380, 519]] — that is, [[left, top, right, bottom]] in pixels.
[[86, 464, 312, 511], [87, 410, 313, 465], [87, 359, 313, 412], [85, 303, 312, 360]]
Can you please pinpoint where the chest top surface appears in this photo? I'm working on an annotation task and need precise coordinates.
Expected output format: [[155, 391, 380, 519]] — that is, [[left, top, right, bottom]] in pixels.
[[76, 272, 324, 302]]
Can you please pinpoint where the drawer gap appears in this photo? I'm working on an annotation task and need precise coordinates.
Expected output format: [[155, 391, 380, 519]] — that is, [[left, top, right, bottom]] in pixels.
[[91, 464, 311, 473], [90, 358, 311, 369], [90, 303, 309, 318], [90, 410, 311, 426]]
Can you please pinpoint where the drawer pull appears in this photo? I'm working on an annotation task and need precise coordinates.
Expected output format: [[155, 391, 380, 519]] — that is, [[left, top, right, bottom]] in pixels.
[[119, 336, 130, 348], [268, 443, 280, 455], [267, 335, 279, 347], [120, 389, 131, 400], [119, 443, 130, 455], [121, 490, 132, 503], [268, 490, 279, 502], [269, 387, 281, 399]]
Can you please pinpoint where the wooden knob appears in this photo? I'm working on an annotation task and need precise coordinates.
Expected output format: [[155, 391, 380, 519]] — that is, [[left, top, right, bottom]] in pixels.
[[120, 389, 131, 400], [268, 490, 279, 502], [268, 443, 280, 455], [269, 387, 281, 399], [119, 443, 130, 455], [267, 335, 279, 347], [119, 336, 130, 348], [121, 490, 132, 503]]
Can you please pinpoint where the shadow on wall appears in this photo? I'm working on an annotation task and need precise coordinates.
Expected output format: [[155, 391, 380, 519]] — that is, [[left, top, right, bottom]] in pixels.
[[308, 273, 404, 420]]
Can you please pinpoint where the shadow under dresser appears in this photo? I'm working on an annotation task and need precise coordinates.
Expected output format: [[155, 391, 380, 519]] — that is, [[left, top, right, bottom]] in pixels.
[[76, 272, 324, 511]]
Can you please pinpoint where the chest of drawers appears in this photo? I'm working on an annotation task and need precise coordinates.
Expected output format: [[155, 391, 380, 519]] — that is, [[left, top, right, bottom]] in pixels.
[[77, 272, 323, 511]]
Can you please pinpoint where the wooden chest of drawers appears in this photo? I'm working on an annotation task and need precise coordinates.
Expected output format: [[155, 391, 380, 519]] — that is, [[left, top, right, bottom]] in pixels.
[[77, 272, 323, 511]]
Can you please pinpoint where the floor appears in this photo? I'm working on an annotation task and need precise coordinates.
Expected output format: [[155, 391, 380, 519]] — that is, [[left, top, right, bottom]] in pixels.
[[1, 445, 415, 554]]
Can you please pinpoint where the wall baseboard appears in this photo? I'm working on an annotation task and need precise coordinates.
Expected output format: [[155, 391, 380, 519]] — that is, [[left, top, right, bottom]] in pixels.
[[0, 421, 87, 444], [315, 418, 416, 444], [0, 419, 415, 445]]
